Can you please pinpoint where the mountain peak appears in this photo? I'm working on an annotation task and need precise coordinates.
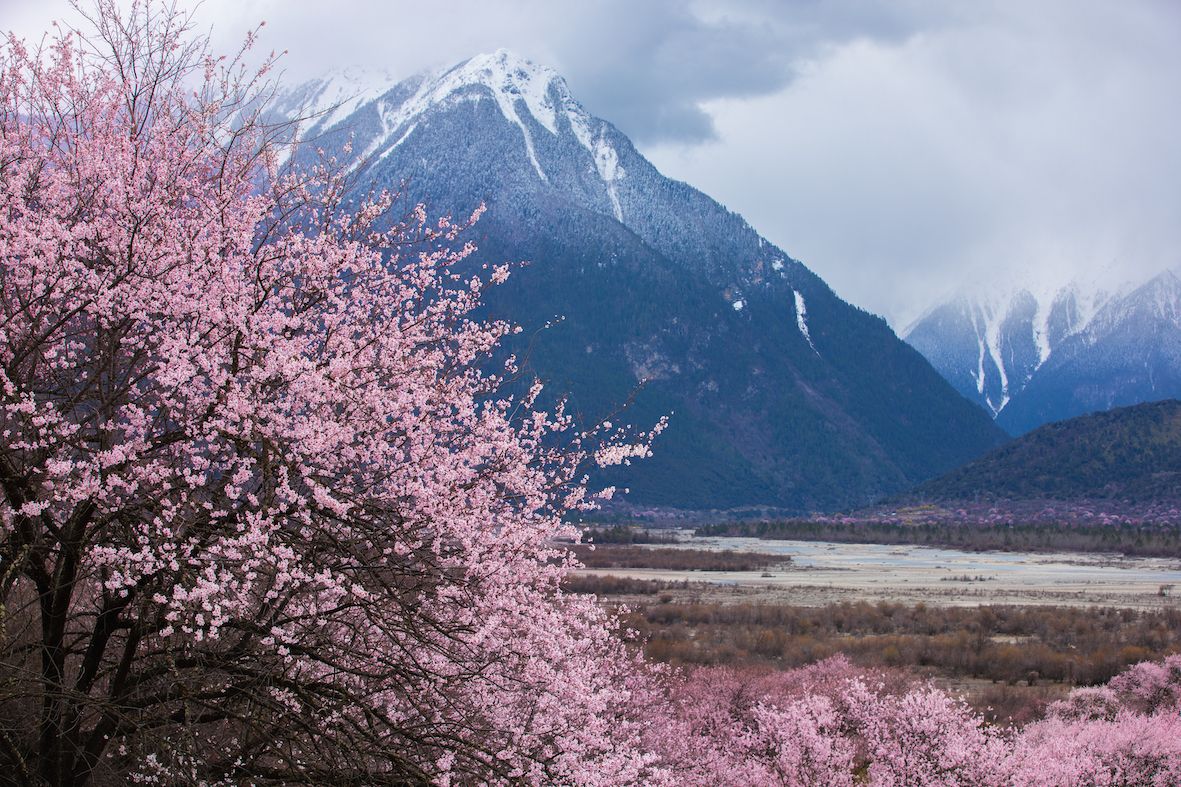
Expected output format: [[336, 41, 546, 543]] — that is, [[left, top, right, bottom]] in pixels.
[[1109, 268, 1181, 327], [456, 49, 560, 88], [431, 49, 573, 136], [1143, 268, 1181, 291], [274, 50, 574, 141], [278, 51, 628, 212], [461, 48, 554, 78]]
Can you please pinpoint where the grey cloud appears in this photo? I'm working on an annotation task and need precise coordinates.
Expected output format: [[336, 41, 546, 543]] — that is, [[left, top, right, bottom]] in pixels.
[[2, 0, 938, 146], [546, 0, 936, 144], [176, 0, 798, 143], [546, 1, 796, 143], [187, 0, 940, 145], [647, 0, 1181, 326]]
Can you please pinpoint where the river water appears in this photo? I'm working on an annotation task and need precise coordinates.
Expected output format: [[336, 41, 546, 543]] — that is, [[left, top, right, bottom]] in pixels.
[[578, 534, 1181, 608]]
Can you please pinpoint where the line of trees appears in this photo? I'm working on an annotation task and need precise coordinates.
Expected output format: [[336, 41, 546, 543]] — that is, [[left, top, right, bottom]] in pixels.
[[571, 545, 790, 572], [699, 517, 1181, 557]]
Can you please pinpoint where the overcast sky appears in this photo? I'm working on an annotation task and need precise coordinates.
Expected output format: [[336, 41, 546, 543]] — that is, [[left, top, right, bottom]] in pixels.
[[5, 0, 1180, 328]]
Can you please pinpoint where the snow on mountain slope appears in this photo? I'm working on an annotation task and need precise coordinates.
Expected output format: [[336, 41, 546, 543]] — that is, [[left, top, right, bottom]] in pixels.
[[905, 282, 1119, 416], [285, 67, 394, 130], [274, 50, 626, 203], [264, 66, 398, 165], [794, 290, 818, 355], [906, 270, 1181, 433]]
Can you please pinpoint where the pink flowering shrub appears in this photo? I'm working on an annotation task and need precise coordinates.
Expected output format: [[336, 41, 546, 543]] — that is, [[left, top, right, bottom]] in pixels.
[[645, 657, 1013, 786], [1009, 711, 1181, 786], [745, 695, 858, 787], [1006, 654, 1181, 785], [1043, 685, 1124, 722], [1106, 653, 1181, 714], [844, 679, 1010, 786], [645, 655, 1181, 786], [645, 659, 861, 786]]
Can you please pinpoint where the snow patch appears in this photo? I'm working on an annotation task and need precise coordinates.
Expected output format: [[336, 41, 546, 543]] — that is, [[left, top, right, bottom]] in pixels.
[[291, 66, 395, 131], [593, 133, 625, 221], [378, 122, 417, 159], [974, 335, 987, 396], [566, 97, 626, 220], [794, 291, 818, 354], [979, 300, 1010, 414]]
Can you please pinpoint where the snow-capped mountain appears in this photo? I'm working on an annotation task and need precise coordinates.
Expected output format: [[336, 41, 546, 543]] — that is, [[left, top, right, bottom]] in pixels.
[[272, 50, 1006, 511], [906, 270, 1181, 434], [269, 66, 395, 138], [275, 52, 630, 217]]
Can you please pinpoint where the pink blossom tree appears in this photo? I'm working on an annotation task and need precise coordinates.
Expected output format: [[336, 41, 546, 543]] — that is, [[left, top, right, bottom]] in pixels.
[[1008, 712, 1181, 786], [843, 679, 1010, 786], [645, 657, 1014, 786], [1006, 653, 1181, 785], [0, 3, 663, 784]]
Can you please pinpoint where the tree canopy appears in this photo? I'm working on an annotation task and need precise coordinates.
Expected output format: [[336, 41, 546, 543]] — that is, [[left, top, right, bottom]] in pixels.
[[0, 3, 661, 783]]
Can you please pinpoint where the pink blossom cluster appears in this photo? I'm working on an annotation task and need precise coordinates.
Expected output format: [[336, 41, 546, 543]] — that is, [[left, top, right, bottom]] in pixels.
[[640, 654, 1181, 786]]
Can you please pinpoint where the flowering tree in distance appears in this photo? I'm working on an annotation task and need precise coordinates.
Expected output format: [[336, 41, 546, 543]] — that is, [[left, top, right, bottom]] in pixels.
[[0, 3, 663, 784], [643, 655, 1181, 786]]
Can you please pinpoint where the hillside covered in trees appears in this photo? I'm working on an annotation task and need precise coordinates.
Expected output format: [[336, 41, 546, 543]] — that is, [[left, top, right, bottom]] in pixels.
[[905, 399, 1181, 504]]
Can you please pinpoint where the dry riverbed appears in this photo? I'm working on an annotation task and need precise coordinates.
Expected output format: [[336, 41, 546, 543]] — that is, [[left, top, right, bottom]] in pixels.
[[574, 535, 1181, 609]]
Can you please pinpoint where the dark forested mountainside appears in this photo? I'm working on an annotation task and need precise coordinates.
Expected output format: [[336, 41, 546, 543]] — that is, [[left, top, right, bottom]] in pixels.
[[276, 51, 1006, 511], [908, 399, 1181, 503]]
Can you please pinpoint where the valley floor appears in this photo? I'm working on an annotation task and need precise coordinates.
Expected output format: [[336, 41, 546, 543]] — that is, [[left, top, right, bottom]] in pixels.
[[571, 534, 1181, 724], [575, 534, 1181, 609]]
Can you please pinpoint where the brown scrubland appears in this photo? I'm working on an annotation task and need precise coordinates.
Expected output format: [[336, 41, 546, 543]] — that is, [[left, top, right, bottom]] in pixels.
[[566, 560, 1181, 724]]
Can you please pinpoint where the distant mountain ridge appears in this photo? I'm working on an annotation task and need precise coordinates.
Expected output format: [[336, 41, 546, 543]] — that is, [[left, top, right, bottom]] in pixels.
[[905, 399, 1181, 503], [272, 50, 1007, 512], [906, 270, 1181, 434]]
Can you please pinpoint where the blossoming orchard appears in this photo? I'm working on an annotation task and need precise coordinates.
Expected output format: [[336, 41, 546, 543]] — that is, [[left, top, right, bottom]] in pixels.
[[1, 2, 1179, 785]]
